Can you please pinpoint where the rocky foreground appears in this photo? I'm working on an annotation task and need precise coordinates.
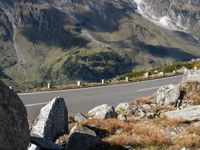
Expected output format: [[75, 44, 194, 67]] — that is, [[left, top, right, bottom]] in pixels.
[[1, 70, 200, 150]]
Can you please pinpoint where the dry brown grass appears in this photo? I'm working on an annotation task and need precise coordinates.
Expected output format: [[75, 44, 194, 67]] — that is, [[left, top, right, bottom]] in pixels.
[[105, 126, 170, 147], [186, 124, 200, 136], [174, 133, 200, 148], [152, 117, 184, 128], [173, 124, 200, 148], [187, 94, 200, 105], [82, 118, 170, 147], [74, 115, 200, 148], [81, 119, 126, 133], [68, 113, 75, 118], [131, 94, 156, 105]]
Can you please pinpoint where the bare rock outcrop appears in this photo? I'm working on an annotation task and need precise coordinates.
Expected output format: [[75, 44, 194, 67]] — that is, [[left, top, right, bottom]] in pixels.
[[165, 105, 200, 122], [0, 80, 30, 150], [182, 70, 200, 83]]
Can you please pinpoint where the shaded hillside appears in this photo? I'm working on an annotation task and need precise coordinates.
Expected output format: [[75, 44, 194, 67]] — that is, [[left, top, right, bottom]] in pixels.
[[0, 0, 199, 89]]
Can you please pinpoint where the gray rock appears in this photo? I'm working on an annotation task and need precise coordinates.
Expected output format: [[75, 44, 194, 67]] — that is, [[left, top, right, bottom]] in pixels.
[[117, 114, 127, 121], [133, 106, 146, 117], [165, 105, 200, 122], [0, 80, 30, 150], [115, 103, 132, 115], [146, 113, 155, 119], [28, 144, 40, 150], [31, 97, 68, 141], [132, 105, 146, 117], [181, 147, 190, 150], [156, 84, 180, 105], [146, 109, 162, 119], [29, 136, 63, 150], [65, 133, 110, 150], [70, 125, 96, 137], [68, 116, 75, 123], [74, 112, 87, 122], [88, 104, 118, 119], [182, 70, 200, 83], [141, 104, 151, 110]]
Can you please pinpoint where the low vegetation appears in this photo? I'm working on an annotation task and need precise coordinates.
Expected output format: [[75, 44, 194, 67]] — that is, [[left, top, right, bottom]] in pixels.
[[17, 59, 200, 93], [78, 116, 192, 149]]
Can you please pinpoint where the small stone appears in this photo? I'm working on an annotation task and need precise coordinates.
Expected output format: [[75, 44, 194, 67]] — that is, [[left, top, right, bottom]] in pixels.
[[88, 104, 118, 119], [74, 112, 87, 122], [117, 114, 127, 121], [70, 125, 96, 137], [115, 103, 132, 115], [181, 147, 190, 150], [133, 106, 146, 117], [142, 104, 151, 110]]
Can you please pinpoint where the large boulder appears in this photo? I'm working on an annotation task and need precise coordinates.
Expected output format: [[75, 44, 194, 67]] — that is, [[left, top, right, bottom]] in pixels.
[[0, 80, 30, 150], [182, 70, 200, 83], [165, 105, 200, 122], [156, 84, 180, 105], [65, 125, 111, 150], [88, 104, 118, 119], [65, 133, 111, 150], [31, 97, 68, 141]]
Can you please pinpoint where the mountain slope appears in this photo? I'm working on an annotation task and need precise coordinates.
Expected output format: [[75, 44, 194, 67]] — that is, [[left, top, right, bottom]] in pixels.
[[0, 0, 199, 89]]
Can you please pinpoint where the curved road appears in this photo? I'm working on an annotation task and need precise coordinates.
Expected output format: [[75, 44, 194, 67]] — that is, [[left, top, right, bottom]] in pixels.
[[19, 75, 183, 120]]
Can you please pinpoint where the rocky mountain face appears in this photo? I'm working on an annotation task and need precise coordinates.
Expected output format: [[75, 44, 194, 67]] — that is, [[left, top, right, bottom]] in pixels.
[[0, 0, 199, 89], [133, 0, 200, 39]]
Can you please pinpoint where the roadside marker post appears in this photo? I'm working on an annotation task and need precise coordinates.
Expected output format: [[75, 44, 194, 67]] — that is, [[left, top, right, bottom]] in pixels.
[[102, 79, 105, 85], [77, 81, 81, 86], [47, 83, 51, 89], [125, 77, 129, 82]]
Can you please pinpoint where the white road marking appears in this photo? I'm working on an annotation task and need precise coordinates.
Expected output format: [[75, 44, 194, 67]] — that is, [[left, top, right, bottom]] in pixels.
[[137, 85, 166, 92], [25, 102, 48, 107], [19, 75, 183, 96]]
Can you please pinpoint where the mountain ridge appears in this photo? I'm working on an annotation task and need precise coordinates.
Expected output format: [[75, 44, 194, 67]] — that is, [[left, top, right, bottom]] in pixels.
[[0, 0, 199, 89]]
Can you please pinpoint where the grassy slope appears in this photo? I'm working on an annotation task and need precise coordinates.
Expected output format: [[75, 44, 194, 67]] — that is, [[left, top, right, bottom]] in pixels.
[[0, 0, 200, 90]]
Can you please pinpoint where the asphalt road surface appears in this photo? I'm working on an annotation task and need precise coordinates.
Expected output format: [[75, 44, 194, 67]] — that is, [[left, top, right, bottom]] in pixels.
[[19, 75, 183, 120]]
